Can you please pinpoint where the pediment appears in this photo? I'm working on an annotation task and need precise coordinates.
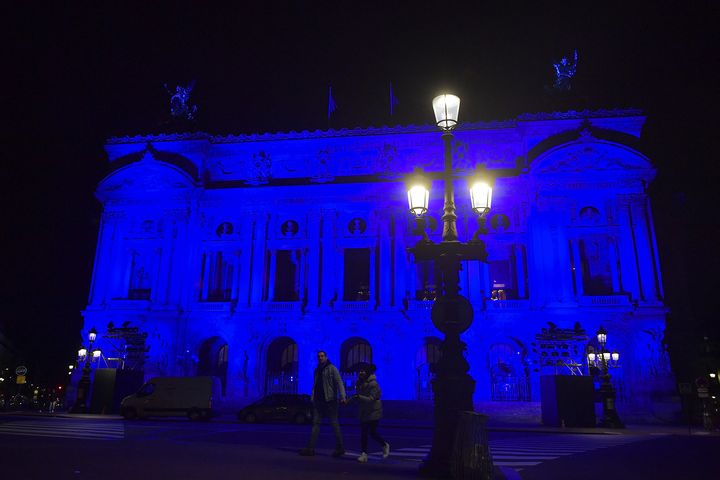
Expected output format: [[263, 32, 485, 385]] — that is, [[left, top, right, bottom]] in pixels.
[[531, 140, 652, 175], [98, 151, 195, 197]]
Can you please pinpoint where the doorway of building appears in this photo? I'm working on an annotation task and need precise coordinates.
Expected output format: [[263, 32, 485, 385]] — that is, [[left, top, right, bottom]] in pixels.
[[265, 337, 299, 394], [416, 337, 442, 400], [489, 342, 530, 401], [340, 337, 372, 395], [197, 336, 229, 396]]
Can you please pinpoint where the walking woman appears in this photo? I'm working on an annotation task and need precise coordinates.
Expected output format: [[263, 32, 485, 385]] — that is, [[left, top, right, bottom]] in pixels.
[[353, 363, 390, 463]]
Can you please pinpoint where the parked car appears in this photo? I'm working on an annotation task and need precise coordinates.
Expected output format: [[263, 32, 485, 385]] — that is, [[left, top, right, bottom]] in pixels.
[[8, 394, 32, 411], [238, 393, 312, 424]]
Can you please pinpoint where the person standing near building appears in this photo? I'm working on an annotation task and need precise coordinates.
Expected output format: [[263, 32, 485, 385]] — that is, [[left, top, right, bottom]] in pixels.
[[353, 362, 390, 463], [299, 350, 347, 457]]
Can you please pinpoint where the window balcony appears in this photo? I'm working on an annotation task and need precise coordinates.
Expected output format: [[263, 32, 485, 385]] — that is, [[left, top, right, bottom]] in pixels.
[[109, 299, 151, 310], [486, 299, 531, 310], [407, 299, 434, 311], [578, 295, 631, 307], [334, 301, 372, 312], [193, 302, 233, 312], [262, 301, 303, 312]]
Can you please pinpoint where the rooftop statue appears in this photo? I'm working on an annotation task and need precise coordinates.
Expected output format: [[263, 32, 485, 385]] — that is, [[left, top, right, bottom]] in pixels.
[[164, 81, 198, 121], [553, 50, 578, 91]]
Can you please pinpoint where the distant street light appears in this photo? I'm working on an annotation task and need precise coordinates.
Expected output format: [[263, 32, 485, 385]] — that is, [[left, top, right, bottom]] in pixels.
[[587, 326, 624, 428], [71, 327, 102, 413]]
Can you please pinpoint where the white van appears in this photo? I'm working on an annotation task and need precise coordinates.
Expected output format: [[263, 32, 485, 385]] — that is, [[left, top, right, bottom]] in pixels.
[[120, 376, 215, 420]]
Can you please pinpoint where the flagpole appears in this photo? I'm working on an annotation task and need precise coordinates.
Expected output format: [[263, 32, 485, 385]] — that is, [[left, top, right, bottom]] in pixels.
[[389, 81, 399, 119], [327, 85, 337, 130]]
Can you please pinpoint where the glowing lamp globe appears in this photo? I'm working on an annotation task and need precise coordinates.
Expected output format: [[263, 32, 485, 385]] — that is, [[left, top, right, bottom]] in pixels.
[[587, 353, 596, 363], [88, 327, 97, 343], [603, 352, 611, 361], [470, 181, 492, 216], [92, 349, 102, 360], [596, 327, 607, 346], [432, 94, 460, 131], [611, 351, 619, 362], [78, 347, 88, 359], [407, 180, 430, 217]]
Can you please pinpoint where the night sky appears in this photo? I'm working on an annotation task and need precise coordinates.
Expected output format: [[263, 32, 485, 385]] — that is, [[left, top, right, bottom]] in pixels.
[[4, 3, 719, 386]]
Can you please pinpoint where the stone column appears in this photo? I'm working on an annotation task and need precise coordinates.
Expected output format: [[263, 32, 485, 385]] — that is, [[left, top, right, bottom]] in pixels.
[[319, 209, 337, 309], [306, 212, 322, 310], [89, 211, 121, 306], [552, 225, 574, 303], [571, 239, 584, 297], [514, 244, 527, 299], [630, 195, 660, 303], [481, 262, 491, 301], [378, 212, 392, 309], [200, 253, 209, 300], [644, 196, 665, 299], [608, 238, 621, 293], [467, 261, 481, 305], [392, 214, 408, 307], [617, 196, 641, 301], [238, 214, 255, 309], [267, 250, 277, 301], [157, 221, 172, 305], [249, 214, 269, 305]]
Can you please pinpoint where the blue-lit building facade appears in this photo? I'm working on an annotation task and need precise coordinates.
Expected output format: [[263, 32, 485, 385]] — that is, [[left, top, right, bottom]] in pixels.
[[81, 109, 674, 412]]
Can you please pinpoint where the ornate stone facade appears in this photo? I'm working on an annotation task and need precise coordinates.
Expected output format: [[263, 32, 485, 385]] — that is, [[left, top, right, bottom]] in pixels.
[[82, 110, 674, 413]]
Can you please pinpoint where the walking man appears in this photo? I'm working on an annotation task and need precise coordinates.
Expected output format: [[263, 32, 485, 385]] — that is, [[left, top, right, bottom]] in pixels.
[[299, 350, 347, 457]]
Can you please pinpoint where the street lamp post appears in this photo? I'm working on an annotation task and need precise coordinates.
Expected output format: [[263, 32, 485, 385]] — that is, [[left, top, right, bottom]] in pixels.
[[587, 326, 624, 429], [72, 327, 101, 413], [409, 95, 517, 477]]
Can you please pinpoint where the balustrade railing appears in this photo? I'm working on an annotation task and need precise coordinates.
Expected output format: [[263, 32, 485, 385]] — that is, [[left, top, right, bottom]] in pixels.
[[486, 299, 530, 310], [579, 295, 631, 306], [263, 301, 303, 311], [335, 301, 371, 311], [407, 299, 434, 311]]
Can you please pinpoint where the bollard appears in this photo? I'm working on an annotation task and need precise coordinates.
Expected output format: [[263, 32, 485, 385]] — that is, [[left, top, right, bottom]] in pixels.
[[450, 411, 493, 480]]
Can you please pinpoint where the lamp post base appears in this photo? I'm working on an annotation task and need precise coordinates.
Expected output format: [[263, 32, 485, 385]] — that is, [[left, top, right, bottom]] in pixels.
[[598, 377, 624, 429], [419, 369, 475, 478]]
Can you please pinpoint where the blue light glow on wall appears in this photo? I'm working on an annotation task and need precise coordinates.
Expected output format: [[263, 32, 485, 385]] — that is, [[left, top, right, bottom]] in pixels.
[[81, 109, 675, 412]]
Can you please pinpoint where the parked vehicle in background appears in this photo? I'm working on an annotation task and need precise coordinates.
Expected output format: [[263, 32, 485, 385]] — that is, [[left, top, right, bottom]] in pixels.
[[238, 393, 312, 424], [121, 376, 215, 421], [8, 394, 32, 411]]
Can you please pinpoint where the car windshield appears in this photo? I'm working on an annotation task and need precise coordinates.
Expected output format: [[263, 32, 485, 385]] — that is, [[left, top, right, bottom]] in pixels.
[[136, 383, 155, 397]]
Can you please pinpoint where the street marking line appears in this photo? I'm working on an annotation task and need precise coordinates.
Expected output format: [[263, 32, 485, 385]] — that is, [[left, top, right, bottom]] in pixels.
[[0, 431, 122, 440]]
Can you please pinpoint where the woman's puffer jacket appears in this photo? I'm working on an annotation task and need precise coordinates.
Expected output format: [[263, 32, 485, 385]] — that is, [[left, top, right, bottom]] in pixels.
[[355, 374, 383, 422]]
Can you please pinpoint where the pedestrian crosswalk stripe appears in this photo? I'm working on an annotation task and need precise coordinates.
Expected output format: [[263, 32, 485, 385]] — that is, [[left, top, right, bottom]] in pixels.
[[386, 434, 647, 471], [0, 427, 123, 438], [0, 419, 125, 440]]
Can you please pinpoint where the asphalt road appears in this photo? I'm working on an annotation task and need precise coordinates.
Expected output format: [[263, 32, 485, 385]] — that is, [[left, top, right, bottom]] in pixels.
[[1, 414, 719, 479]]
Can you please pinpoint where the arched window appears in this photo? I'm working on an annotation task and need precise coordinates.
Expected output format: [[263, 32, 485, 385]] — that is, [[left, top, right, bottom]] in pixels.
[[340, 338, 372, 395], [341, 338, 372, 373], [488, 342, 529, 401], [416, 337, 442, 400], [579, 206, 601, 225], [197, 336, 229, 396], [216, 222, 234, 237], [266, 337, 299, 394]]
